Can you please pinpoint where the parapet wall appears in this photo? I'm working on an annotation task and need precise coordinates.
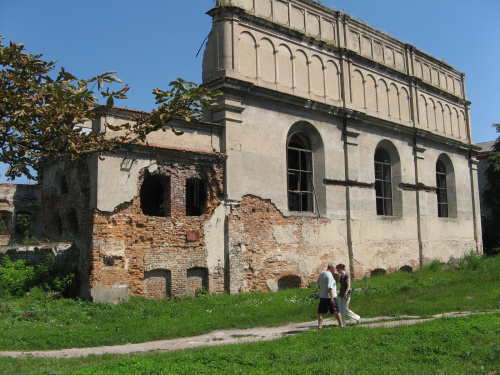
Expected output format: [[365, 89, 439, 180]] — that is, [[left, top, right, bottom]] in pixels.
[[205, 0, 470, 143]]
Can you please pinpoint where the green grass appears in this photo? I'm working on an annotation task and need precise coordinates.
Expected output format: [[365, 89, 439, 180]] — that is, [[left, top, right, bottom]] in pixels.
[[0, 252, 499, 352], [0, 313, 498, 374]]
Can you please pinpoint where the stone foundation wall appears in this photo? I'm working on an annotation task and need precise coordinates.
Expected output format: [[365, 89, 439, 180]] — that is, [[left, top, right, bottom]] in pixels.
[[0, 242, 79, 269]]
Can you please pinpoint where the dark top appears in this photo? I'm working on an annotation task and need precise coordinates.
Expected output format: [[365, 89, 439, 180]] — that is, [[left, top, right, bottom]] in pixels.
[[339, 273, 350, 298]]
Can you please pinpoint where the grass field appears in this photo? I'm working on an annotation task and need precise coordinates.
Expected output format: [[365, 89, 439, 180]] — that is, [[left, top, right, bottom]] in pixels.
[[0, 252, 499, 374]]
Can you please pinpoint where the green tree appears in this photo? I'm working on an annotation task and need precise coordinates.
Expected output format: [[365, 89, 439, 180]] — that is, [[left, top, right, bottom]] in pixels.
[[482, 123, 500, 253], [0, 36, 219, 181]]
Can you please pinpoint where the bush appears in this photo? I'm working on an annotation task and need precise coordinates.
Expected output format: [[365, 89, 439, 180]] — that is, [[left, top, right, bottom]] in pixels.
[[0, 254, 78, 298], [458, 251, 481, 271], [0, 256, 36, 297], [426, 260, 444, 272]]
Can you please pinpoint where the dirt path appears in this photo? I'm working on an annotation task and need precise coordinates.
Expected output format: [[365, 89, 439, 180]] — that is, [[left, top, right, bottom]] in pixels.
[[0, 311, 494, 359]]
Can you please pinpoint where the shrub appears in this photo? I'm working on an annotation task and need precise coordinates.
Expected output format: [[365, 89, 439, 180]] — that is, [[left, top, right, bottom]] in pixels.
[[0, 254, 78, 298], [427, 260, 444, 272], [458, 251, 481, 271], [0, 256, 36, 297]]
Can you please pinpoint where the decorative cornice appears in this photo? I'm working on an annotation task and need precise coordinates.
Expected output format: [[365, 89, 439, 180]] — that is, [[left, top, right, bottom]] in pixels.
[[399, 182, 436, 193], [324, 179, 374, 189]]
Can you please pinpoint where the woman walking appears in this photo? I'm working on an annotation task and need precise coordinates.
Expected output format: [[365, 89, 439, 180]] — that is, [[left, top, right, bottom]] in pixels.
[[336, 264, 361, 327]]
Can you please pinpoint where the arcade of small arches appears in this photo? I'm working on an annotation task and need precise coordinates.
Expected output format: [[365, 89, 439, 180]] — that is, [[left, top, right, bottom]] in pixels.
[[237, 30, 468, 143]]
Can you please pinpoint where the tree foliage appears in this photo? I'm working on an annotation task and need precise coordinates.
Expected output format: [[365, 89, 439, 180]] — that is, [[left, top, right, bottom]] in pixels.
[[0, 36, 220, 180], [482, 123, 500, 252]]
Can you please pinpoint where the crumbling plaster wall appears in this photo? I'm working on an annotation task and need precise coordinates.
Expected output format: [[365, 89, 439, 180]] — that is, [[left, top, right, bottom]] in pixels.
[[0, 183, 42, 245], [203, 0, 481, 282], [40, 158, 95, 297], [209, 92, 479, 280], [227, 195, 349, 293]]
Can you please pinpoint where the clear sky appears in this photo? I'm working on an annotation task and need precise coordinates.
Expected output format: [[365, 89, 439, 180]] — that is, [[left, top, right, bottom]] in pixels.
[[2, 0, 499, 184]]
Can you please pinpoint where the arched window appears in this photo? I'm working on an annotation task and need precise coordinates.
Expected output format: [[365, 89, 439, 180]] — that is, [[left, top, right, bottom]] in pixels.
[[436, 160, 448, 217], [0, 211, 12, 235], [15, 212, 31, 238], [374, 148, 393, 216], [186, 178, 206, 216], [140, 175, 171, 217], [287, 132, 314, 212]]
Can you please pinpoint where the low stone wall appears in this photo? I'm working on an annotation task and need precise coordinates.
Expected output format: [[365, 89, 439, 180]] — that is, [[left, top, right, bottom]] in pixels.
[[0, 241, 79, 269]]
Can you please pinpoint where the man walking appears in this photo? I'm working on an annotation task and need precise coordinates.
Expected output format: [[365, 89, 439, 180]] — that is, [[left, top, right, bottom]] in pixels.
[[316, 263, 344, 329]]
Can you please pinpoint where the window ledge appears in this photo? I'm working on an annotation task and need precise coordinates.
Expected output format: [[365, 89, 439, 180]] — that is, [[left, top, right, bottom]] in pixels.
[[285, 211, 321, 218], [377, 215, 403, 221]]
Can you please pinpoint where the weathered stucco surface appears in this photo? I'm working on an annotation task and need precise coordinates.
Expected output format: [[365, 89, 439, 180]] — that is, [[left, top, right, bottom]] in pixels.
[[1, 0, 482, 302]]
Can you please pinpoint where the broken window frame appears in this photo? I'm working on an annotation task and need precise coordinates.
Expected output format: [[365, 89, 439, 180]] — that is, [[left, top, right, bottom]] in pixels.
[[186, 177, 206, 216], [374, 148, 393, 216], [287, 132, 314, 213]]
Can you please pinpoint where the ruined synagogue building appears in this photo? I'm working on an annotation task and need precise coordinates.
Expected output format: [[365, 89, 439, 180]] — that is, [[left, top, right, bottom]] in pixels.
[[1, 0, 482, 302]]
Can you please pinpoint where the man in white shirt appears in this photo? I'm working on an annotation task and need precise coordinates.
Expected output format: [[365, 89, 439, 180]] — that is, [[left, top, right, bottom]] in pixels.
[[316, 263, 344, 329]]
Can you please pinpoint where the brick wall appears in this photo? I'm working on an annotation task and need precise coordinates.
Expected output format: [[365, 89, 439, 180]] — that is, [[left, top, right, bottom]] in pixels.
[[90, 151, 225, 299], [227, 195, 349, 294]]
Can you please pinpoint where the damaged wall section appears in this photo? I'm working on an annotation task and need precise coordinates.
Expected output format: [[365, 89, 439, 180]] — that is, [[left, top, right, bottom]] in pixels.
[[227, 195, 349, 294], [90, 147, 226, 302]]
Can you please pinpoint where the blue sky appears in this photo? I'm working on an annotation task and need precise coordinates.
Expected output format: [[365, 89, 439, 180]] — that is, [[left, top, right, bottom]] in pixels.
[[2, 0, 499, 184]]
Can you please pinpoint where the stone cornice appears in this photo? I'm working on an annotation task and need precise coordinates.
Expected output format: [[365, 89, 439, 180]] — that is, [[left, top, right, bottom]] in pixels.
[[206, 76, 474, 153]]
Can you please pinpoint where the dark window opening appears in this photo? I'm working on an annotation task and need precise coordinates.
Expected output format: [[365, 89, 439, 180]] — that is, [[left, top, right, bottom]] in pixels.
[[60, 175, 69, 195], [278, 275, 302, 290], [140, 175, 170, 217], [370, 268, 387, 277], [186, 178, 206, 216], [374, 148, 393, 216], [15, 212, 31, 238], [0, 211, 12, 235], [54, 214, 63, 236], [436, 160, 448, 217], [67, 209, 78, 236], [287, 133, 314, 212]]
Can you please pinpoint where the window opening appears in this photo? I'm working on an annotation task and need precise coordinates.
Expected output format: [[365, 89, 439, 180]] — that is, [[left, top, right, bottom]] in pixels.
[[436, 160, 448, 217], [140, 175, 170, 217], [0, 211, 11, 235], [374, 148, 393, 216], [60, 175, 69, 195], [278, 275, 302, 290], [54, 213, 63, 236], [67, 209, 79, 236], [186, 178, 206, 216], [15, 212, 31, 238], [287, 133, 314, 212]]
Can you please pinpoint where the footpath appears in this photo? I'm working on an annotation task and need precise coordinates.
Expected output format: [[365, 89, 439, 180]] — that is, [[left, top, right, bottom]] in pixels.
[[0, 311, 493, 359]]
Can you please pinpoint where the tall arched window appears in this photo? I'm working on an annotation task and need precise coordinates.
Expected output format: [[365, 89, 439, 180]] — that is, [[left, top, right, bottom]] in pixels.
[[436, 160, 448, 217], [374, 148, 393, 216], [287, 132, 314, 212]]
